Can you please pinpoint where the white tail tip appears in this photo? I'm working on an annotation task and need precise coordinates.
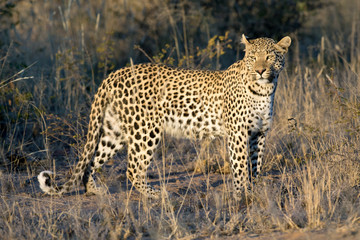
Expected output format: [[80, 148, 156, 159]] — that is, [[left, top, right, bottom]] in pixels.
[[38, 171, 54, 193]]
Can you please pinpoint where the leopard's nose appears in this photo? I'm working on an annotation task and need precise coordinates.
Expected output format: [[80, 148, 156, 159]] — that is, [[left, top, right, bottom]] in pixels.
[[255, 68, 266, 75]]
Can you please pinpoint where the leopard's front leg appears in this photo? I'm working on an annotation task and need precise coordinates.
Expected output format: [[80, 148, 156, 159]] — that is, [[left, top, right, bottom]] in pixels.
[[227, 129, 251, 199], [248, 131, 266, 181]]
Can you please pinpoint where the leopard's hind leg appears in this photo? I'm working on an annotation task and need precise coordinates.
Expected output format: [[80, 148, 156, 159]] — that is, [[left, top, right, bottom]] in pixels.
[[126, 120, 162, 199], [83, 136, 125, 195], [83, 105, 126, 194]]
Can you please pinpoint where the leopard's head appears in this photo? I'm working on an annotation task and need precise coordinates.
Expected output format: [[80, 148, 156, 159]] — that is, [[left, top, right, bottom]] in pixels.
[[242, 35, 291, 84]]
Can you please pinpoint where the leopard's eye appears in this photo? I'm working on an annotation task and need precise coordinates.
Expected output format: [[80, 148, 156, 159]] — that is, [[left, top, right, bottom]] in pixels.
[[266, 55, 274, 61]]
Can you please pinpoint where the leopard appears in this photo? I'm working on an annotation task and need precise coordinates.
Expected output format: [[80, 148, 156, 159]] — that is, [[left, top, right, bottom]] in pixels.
[[38, 34, 291, 199]]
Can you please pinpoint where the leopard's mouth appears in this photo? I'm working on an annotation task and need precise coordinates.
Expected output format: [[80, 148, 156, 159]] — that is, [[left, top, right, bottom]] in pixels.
[[251, 77, 274, 84], [253, 73, 276, 84], [257, 78, 271, 84]]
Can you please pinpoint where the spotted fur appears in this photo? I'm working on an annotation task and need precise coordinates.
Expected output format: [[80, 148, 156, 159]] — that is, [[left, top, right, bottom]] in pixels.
[[38, 35, 291, 199]]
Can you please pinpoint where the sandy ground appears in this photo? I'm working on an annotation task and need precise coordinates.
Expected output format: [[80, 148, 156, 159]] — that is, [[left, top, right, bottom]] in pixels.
[[1, 165, 359, 240], [1, 138, 359, 239]]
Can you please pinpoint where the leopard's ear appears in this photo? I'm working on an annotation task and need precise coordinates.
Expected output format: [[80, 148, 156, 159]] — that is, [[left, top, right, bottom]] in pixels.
[[241, 34, 250, 46], [275, 36, 291, 53]]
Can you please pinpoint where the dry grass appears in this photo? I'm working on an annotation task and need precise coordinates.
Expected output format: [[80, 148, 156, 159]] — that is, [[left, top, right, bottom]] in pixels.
[[1, 0, 360, 239]]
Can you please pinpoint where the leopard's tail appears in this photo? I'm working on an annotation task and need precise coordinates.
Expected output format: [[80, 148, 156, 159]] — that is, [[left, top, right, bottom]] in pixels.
[[38, 82, 110, 195]]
